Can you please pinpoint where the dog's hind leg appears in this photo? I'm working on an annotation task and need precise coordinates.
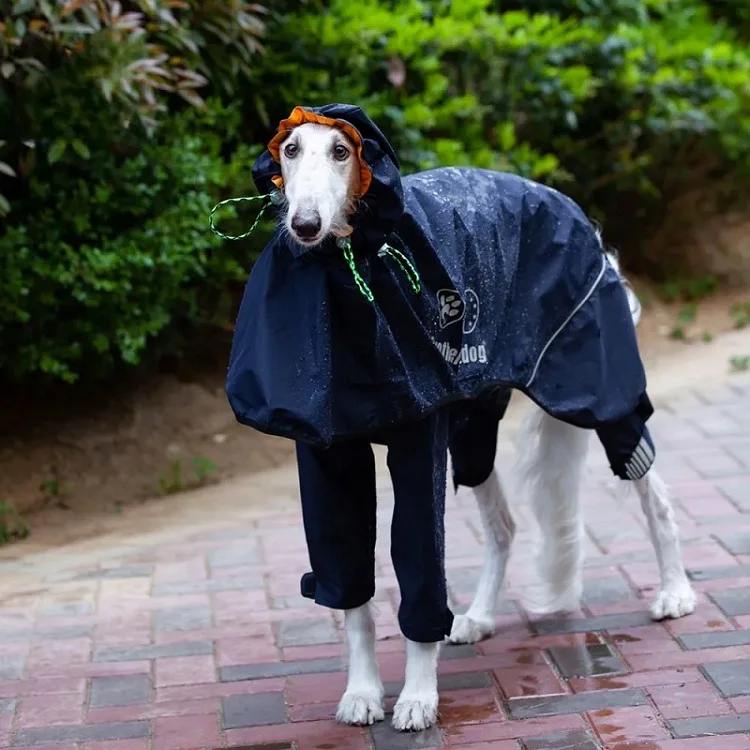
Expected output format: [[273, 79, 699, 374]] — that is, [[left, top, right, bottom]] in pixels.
[[518, 408, 590, 614], [449, 468, 514, 644], [336, 602, 385, 725], [634, 467, 696, 619]]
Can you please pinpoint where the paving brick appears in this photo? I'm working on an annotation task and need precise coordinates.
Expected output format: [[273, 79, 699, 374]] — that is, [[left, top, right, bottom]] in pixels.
[[437, 687, 501, 725], [90, 674, 151, 708], [652, 677, 730, 722], [679, 629, 750, 650], [688, 565, 750, 581], [152, 577, 262, 596], [153, 607, 212, 632], [445, 714, 588, 744], [208, 542, 260, 568], [531, 611, 653, 636], [710, 587, 750, 616], [0, 655, 25, 680], [80, 741, 149, 750], [5, 622, 89, 644], [152, 714, 221, 750], [701, 659, 750, 697], [588, 704, 671, 744], [715, 476, 750, 511], [220, 657, 344, 682], [670, 713, 750, 738], [38, 601, 94, 617], [15, 721, 149, 745], [155, 655, 215, 688], [715, 532, 750, 555], [74, 564, 154, 580], [508, 688, 647, 719], [276, 617, 338, 647], [93, 640, 213, 662], [371, 720, 443, 749], [494, 665, 565, 699], [547, 643, 627, 678], [441, 644, 478, 661], [16, 693, 83, 728], [522, 728, 600, 749], [222, 692, 287, 729], [582, 576, 635, 605]]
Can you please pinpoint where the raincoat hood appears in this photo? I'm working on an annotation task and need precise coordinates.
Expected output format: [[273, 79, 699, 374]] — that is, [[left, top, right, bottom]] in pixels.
[[252, 103, 404, 251], [229, 104, 656, 481]]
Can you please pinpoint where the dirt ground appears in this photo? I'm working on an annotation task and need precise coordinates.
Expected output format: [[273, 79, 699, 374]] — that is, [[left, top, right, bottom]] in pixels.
[[0, 280, 748, 528]]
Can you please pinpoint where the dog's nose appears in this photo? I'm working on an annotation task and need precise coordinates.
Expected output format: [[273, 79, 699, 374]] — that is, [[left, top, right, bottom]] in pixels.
[[291, 212, 322, 240]]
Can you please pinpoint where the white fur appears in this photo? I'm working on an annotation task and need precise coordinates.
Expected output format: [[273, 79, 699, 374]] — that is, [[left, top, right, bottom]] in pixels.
[[284, 123, 694, 731], [634, 468, 697, 619], [449, 468, 514, 644], [392, 640, 440, 731], [516, 409, 590, 614], [336, 603, 385, 725], [279, 123, 358, 246]]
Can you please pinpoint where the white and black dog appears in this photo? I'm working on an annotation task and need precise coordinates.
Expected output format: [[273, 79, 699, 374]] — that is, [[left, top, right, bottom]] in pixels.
[[224, 105, 696, 731]]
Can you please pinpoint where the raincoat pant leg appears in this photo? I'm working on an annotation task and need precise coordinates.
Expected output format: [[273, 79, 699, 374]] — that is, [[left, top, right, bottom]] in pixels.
[[386, 411, 454, 642], [449, 388, 511, 488], [296, 440, 377, 610]]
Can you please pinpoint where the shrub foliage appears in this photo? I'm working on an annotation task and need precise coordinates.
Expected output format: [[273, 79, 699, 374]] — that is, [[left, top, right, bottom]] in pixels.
[[1, 0, 749, 382]]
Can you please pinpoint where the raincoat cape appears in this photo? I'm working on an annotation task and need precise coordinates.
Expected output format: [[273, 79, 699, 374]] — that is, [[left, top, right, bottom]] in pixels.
[[227, 104, 655, 480]]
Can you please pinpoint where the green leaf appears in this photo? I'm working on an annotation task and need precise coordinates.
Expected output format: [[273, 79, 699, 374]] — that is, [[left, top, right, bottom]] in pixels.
[[48, 140, 67, 164], [71, 139, 90, 159], [0, 194, 10, 215], [12, 0, 36, 16], [0, 162, 16, 177]]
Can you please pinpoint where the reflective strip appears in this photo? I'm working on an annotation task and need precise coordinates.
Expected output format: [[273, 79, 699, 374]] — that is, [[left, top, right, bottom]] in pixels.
[[624, 436, 655, 480], [526, 254, 608, 388]]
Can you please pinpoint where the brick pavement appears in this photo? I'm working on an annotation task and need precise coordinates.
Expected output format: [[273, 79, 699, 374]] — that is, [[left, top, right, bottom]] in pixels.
[[0, 374, 749, 749]]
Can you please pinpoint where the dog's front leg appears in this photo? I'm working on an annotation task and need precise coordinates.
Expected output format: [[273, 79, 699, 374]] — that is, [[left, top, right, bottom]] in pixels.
[[336, 602, 384, 725], [635, 467, 696, 619], [392, 639, 440, 731]]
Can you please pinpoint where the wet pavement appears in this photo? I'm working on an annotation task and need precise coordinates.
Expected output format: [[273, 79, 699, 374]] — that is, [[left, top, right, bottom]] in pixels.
[[0, 375, 749, 749]]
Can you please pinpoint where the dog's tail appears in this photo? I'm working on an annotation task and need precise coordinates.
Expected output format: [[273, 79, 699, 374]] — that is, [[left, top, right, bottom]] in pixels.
[[515, 407, 591, 614], [603, 245, 642, 327]]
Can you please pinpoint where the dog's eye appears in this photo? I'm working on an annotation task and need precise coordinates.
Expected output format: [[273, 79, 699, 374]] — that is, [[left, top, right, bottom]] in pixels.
[[333, 144, 350, 161], [284, 142, 298, 158]]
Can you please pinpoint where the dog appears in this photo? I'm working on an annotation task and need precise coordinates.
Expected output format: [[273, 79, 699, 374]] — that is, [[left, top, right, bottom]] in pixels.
[[225, 104, 696, 731]]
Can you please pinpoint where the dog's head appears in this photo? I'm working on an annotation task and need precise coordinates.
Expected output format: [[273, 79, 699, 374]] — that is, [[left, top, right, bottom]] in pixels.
[[275, 122, 361, 247], [254, 105, 404, 251]]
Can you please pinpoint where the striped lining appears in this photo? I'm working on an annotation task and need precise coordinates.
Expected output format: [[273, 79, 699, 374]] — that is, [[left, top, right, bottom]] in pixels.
[[624, 435, 655, 480]]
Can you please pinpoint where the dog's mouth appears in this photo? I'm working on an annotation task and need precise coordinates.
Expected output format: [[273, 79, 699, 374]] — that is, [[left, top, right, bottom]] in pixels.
[[291, 231, 324, 247]]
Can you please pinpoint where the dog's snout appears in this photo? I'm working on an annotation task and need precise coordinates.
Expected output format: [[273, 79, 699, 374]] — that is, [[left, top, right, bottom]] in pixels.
[[291, 212, 322, 240]]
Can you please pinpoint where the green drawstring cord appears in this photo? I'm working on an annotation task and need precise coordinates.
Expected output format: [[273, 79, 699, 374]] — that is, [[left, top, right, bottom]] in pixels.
[[378, 243, 421, 295], [339, 237, 375, 303], [208, 192, 420, 304], [338, 238, 421, 303], [208, 190, 285, 241]]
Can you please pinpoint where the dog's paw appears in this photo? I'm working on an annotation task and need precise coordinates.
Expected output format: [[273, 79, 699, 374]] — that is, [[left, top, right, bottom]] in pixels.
[[447, 614, 495, 644], [392, 692, 439, 731], [650, 583, 696, 620], [336, 691, 385, 726]]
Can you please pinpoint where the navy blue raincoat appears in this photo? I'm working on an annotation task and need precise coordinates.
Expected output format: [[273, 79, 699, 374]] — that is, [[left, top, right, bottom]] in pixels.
[[227, 104, 655, 480]]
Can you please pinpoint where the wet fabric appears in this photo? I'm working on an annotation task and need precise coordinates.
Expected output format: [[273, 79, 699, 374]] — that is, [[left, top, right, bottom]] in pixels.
[[297, 412, 454, 643], [227, 103, 655, 480]]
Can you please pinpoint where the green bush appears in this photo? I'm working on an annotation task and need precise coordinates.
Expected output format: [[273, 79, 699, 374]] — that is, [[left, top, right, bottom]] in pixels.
[[0, 100, 261, 382], [2, 0, 750, 384], [253, 0, 750, 220]]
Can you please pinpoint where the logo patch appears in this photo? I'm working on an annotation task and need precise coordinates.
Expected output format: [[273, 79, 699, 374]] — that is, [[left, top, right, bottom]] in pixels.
[[437, 288, 479, 334]]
